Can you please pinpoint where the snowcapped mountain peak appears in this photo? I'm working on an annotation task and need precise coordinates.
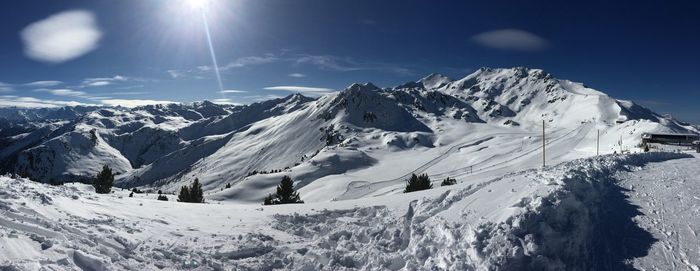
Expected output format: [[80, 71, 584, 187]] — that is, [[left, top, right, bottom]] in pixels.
[[345, 82, 381, 92], [419, 73, 452, 90]]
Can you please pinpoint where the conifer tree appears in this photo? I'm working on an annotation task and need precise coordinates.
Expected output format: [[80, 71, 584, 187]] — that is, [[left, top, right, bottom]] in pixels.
[[404, 173, 432, 193], [178, 186, 190, 202], [441, 177, 457, 186], [263, 176, 303, 205], [189, 178, 204, 203], [263, 194, 276, 205], [177, 178, 204, 203], [93, 165, 114, 194], [276, 176, 303, 204]]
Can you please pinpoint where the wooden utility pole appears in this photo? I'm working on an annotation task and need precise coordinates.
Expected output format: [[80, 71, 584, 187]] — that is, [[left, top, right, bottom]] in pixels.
[[542, 120, 546, 167], [597, 129, 600, 156]]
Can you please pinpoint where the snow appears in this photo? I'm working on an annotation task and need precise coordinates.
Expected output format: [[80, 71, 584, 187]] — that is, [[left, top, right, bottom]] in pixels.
[[1, 66, 700, 269], [1, 152, 695, 270], [614, 153, 700, 270]]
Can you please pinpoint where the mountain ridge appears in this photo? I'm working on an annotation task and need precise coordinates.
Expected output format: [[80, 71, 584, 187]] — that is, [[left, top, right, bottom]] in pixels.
[[1, 67, 697, 203]]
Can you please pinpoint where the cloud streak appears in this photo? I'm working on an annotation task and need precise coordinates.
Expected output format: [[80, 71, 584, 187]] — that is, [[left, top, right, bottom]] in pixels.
[[50, 89, 86, 97], [20, 10, 102, 63], [264, 86, 335, 96], [471, 29, 549, 51], [175, 53, 414, 79], [25, 81, 63, 87], [0, 95, 96, 108]]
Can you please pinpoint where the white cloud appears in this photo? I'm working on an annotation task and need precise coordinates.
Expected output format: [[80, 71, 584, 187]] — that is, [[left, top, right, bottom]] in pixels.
[[295, 55, 412, 75], [80, 75, 131, 88], [111, 91, 148, 95], [0, 96, 95, 108], [20, 10, 102, 63], [288, 73, 306, 78], [86, 81, 110, 87], [210, 98, 240, 105], [100, 99, 176, 107], [219, 89, 247, 93], [220, 55, 279, 70], [50, 89, 86, 97], [471, 29, 549, 51], [25, 80, 63, 87], [264, 86, 335, 96], [0, 82, 14, 93]]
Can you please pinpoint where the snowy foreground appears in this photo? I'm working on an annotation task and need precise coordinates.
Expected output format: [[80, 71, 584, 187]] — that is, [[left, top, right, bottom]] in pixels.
[[1, 152, 697, 270]]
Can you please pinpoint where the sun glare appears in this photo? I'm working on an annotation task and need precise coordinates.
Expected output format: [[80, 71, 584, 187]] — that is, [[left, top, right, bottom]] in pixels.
[[184, 0, 208, 11]]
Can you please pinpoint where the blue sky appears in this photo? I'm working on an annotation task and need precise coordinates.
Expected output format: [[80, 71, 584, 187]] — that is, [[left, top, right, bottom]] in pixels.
[[1, 0, 699, 122]]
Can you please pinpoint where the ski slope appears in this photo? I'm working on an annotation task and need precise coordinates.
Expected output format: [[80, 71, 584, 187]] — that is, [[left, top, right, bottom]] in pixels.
[[0, 152, 695, 270]]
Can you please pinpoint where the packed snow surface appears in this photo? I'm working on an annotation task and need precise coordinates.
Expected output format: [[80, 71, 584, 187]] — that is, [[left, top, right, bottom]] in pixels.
[[0, 152, 695, 270]]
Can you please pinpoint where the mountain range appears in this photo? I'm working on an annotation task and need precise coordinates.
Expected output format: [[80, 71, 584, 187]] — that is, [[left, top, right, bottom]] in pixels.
[[1, 67, 697, 203]]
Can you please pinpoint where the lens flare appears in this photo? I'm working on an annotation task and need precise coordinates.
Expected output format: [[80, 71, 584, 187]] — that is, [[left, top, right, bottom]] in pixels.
[[201, 11, 224, 93]]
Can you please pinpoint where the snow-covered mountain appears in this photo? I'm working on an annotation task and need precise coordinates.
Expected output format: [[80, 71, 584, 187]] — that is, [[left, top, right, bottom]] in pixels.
[[1, 67, 697, 202]]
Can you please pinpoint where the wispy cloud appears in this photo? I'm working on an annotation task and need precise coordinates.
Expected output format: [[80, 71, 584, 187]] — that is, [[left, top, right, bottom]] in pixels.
[[210, 98, 240, 105], [295, 54, 412, 75], [0, 82, 14, 93], [220, 55, 279, 70], [100, 99, 176, 107], [219, 89, 247, 94], [264, 86, 335, 96], [25, 80, 63, 87], [81, 75, 129, 88], [0, 95, 95, 108], [471, 29, 549, 51], [49, 89, 87, 97], [171, 52, 414, 79], [111, 91, 148, 95], [20, 10, 102, 63]]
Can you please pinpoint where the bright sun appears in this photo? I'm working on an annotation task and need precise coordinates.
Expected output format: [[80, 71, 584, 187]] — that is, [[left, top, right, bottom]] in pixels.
[[184, 0, 208, 10]]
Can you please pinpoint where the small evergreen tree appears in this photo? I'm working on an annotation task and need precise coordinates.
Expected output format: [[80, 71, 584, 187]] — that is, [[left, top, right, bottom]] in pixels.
[[263, 194, 276, 205], [263, 176, 303, 205], [93, 165, 114, 194], [404, 173, 432, 193], [177, 178, 204, 203], [178, 186, 190, 202], [157, 194, 168, 201], [225, 183, 231, 189], [441, 177, 457, 186], [189, 178, 204, 203], [276, 176, 303, 204]]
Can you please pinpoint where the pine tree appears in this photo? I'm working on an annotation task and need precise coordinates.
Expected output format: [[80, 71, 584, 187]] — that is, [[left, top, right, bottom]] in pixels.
[[441, 177, 457, 186], [404, 173, 432, 193], [263, 194, 276, 205], [225, 183, 231, 189], [157, 194, 168, 201], [177, 179, 204, 203], [276, 176, 303, 204], [189, 178, 204, 203], [93, 165, 114, 194], [178, 186, 190, 202], [263, 176, 303, 205]]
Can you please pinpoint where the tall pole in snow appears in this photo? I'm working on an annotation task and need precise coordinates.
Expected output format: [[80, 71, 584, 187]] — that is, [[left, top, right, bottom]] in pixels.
[[542, 120, 546, 168]]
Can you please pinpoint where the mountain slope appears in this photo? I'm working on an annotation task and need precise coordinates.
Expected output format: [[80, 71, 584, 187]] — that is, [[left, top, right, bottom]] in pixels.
[[1, 67, 697, 203]]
